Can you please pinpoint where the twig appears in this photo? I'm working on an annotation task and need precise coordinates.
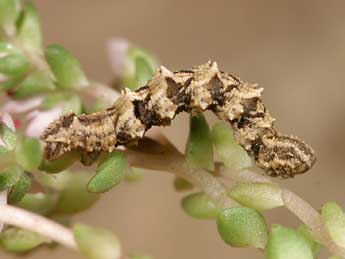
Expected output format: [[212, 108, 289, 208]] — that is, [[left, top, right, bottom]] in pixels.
[[0, 204, 78, 250], [218, 165, 345, 258]]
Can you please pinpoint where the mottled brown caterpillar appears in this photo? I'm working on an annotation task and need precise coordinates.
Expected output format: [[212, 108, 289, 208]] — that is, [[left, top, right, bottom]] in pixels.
[[42, 62, 316, 178]]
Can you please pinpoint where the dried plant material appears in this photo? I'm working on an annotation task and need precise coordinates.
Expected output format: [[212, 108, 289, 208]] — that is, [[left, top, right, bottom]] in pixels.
[[42, 62, 316, 178]]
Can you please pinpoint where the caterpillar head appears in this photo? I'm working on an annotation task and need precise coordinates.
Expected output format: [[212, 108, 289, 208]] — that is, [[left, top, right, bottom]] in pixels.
[[254, 135, 316, 178]]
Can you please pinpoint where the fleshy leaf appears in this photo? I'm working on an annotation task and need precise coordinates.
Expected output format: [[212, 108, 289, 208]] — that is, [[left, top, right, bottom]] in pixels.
[[228, 182, 283, 211], [0, 227, 50, 253], [41, 92, 82, 114], [15, 136, 42, 172], [51, 171, 99, 215], [45, 44, 88, 89], [0, 165, 23, 191], [123, 47, 158, 90], [14, 70, 55, 99], [0, 122, 16, 151], [0, 0, 19, 34], [124, 167, 144, 182], [182, 192, 221, 219], [265, 225, 314, 259], [16, 192, 58, 215], [8, 172, 31, 204], [297, 224, 322, 257], [88, 153, 128, 193], [39, 152, 77, 174], [74, 224, 121, 259], [0, 52, 30, 89], [212, 122, 252, 170], [321, 202, 345, 247], [217, 207, 267, 248], [174, 177, 193, 192], [185, 114, 214, 171], [16, 4, 42, 51]]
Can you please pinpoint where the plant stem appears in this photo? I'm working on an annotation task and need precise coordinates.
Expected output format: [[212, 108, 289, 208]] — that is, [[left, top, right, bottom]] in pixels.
[[0, 204, 77, 250], [218, 165, 345, 258], [126, 132, 237, 208]]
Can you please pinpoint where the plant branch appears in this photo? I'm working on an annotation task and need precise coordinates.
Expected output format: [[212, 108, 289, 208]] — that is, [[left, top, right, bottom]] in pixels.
[[0, 204, 78, 250], [126, 132, 237, 208], [218, 164, 345, 258]]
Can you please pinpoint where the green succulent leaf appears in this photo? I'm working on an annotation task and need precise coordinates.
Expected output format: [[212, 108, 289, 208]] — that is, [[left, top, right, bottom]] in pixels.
[[123, 47, 158, 90], [185, 114, 214, 171], [51, 171, 99, 215], [0, 52, 30, 89], [265, 225, 314, 259], [16, 4, 42, 51], [0, 122, 16, 151], [321, 202, 345, 247], [8, 172, 31, 204], [74, 224, 121, 259], [0, 0, 19, 34], [88, 152, 129, 193], [45, 44, 88, 89], [217, 207, 267, 248], [228, 182, 283, 211], [14, 70, 55, 99], [174, 177, 193, 192], [15, 136, 42, 172], [0, 165, 23, 191], [297, 224, 322, 258], [182, 192, 221, 219], [124, 167, 144, 182], [0, 227, 50, 253], [39, 152, 77, 174], [16, 192, 58, 215], [212, 122, 252, 170], [41, 92, 82, 114]]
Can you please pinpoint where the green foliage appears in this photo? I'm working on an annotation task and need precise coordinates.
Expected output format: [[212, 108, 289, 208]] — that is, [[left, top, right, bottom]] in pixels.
[[0, 51, 30, 90], [51, 171, 99, 215], [41, 92, 82, 114], [212, 122, 252, 170], [124, 167, 144, 182], [0, 227, 50, 253], [0, 0, 19, 34], [39, 152, 77, 174], [185, 114, 214, 171], [88, 152, 129, 193], [15, 136, 42, 172], [297, 224, 322, 257], [321, 202, 345, 247], [16, 4, 42, 51], [8, 172, 31, 203], [265, 225, 314, 259], [174, 177, 193, 191], [14, 70, 55, 99], [0, 165, 23, 191], [228, 182, 283, 211], [0, 122, 16, 151], [217, 207, 267, 248], [182, 192, 221, 219], [123, 46, 158, 90], [16, 192, 58, 215], [45, 44, 88, 89], [74, 223, 121, 259]]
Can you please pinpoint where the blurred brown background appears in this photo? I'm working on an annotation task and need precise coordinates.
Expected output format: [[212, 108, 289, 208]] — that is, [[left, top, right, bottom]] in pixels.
[[3, 0, 345, 258]]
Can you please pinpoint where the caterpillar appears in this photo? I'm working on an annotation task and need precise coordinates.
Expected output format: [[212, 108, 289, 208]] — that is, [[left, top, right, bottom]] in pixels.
[[41, 61, 316, 178]]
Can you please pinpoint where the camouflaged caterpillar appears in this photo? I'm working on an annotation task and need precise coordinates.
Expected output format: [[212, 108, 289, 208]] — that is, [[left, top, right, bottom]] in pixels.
[[42, 62, 316, 178]]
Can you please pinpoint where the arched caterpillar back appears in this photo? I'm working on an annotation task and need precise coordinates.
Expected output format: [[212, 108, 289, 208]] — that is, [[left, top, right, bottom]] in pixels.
[[42, 62, 316, 178]]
